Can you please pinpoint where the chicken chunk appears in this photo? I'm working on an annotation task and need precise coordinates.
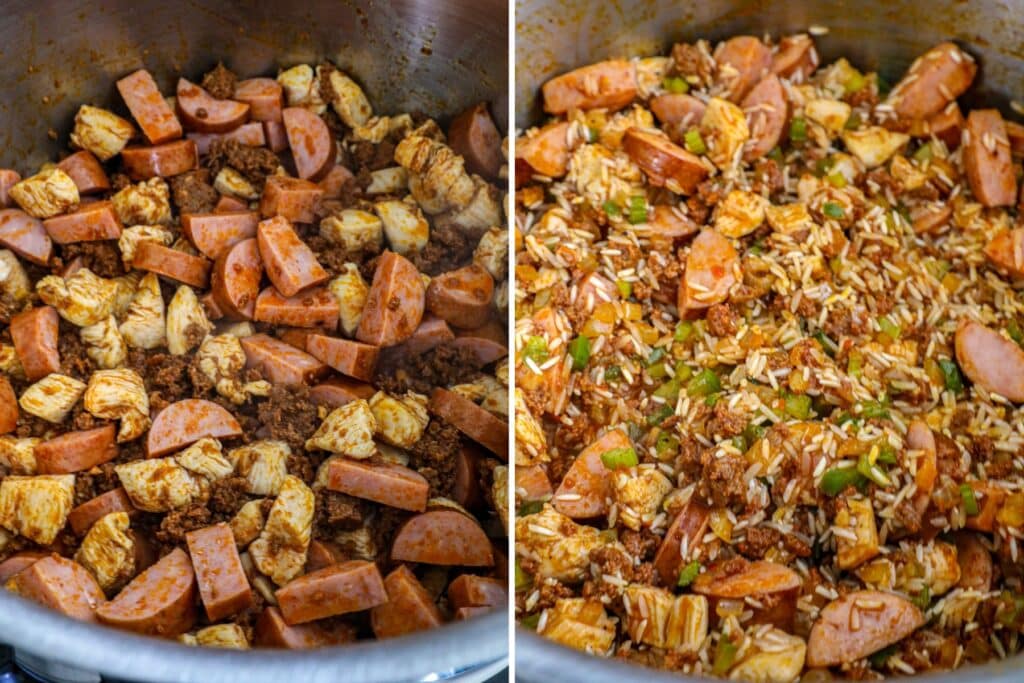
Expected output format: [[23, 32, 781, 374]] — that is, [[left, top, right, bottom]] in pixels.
[[117, 225, 174, 268], [0, 436, 39, 475], [322, 67, 372, 128], [612, 467, 673, 531], [319, 210, 384, 254], [194, 334, 270, 404], [375, 199, 429, 255], [230, 499, 266, 548], [229, 440, 290, 495], [111, 178, 172, 226], [119, 272, 166, 349], [10, 168, 79, 219], [473, 227, 508, 281], [166, 285, 212, 356], [539, 598, 616, 655], [327, 264, 368, 337], [70, 105, 135, 161], [277, 64, 325, 114], [0, 474, 75, 545], [176, 438, 235, 481], [19, 374, 86, 423], [515, 505, 605, 582], [714, 190, 768, 238], [74, 511, 135, 592], [0, 250, 31, 304], [368, 391, 429, 449], [249, 475, 314, 585], [80, 316, 127, 370], [515, 388, 548, 466], [622, 585, 709, 651], [37, 268, 119, 327], [701, 97, 750, 170], [305, 399, 377, 458], [83, 368, 150, 442], [115, 457, 206, 513]]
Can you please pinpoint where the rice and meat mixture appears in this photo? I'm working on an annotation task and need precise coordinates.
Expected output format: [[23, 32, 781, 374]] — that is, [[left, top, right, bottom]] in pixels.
[[513, 33, 1024, 680]]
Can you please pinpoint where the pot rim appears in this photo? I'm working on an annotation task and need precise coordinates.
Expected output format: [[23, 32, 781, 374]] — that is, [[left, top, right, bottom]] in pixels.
[[0, 592, 507, 682]]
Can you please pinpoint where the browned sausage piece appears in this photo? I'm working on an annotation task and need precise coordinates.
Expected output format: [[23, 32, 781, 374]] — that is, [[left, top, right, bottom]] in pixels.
[[57, 150, 111, 195], [282, 107, 336, 181], [318, 165, 354, 200], [984, 228, 1024, 278], [910, 203, 953, 235], [357, 251, 425, 348], [305, 540, 343, 573], [0, 209, 53, 265], [649, 204, 698, 239], [133, 241, 211, 288], [0, 552, 47, 583], [263, 121, 290, 153], [449, 102, 503, 180], [309, 377, 375, 408], [276, 560, 387, 625], [448, 575, 506, 610], [770, 34, 819, 82], [453, 445, 483, 509], [650, 93, 707, 129], [370, 566, 443, 639], [964, 109, 1017, 207], [68, 488, 136, 536], [36, 425, 118, 474], [678, 229, 739, 314], [176, 78, 250, 134], [378, 315, 454, 366], [259, 176, 323, 224], [426, 264, 494, 330], [42, 200, 123, 245], [146, 399, 243, 457], [515, 121, 571, 179], [1007, 119, 1024, 157], [428, 388, 508, 460], [121, 140, 199, 180], [693, 558, 801, 629], [255, 606, 355, 648], [306, 334, 379, 382], [714, 36, 772, 102], [210, 237, 261, 320], [889, 42, 977, 120], [552, 429, 629, 519], [6, 555, 105, 622], [254, 287, 339, 330], [116, 69, 183, 145], [910, 103, 964, 149], [954, 319, 1024, 402], [256, 216, 328, 296], [653, 499, 711, 586], [185, 523, 253, 622], [954, 532, 993, 591], [542, 60, 637, 114], [234, 78, 284, 122], [181, 211, 259, 259], [0, 376, 16, 435], [454, 606, 491, 620], [742, 74, 787, 161], [277, 327, 316, 351], [391, 510, 494, 567], [0, 170, 22, 207], [96, 547, 197, 636], [240, 333, 329, 386], [325, 458, 429, 512], [187, 122, 266, 156], [10, 306, 60, 381], [449, 336, 508, 369], [214, 195, 249, 213], [515, 465, 552, 502], [623, 128, 708, 194], [806, 590, 924, 667]]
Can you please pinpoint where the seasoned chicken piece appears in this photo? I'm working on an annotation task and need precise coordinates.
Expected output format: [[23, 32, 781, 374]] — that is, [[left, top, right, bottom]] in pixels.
[[728, 627, 807, 683], [75, 511, 135, 593], [834, 496, 879, 570], [117, 226, 174, 268], [516, 505, 605, 582], [213, 167, 259, 201], [0, 474, 75, 545], [482, 386, 508, 417], [19, 374, 86, 423], [112, 178, 172, 226], [450, 375, 504, 403], [249, 475, 314, 585], [176, 438, 235, 481], [334, 524, 377, 562], [374, 199, 428, 255], [701, 97, 750, 170], [714, 189, 768, 238], [119, 272, 166, 349], [80, 316, 127, 370], [217, 321, 256, 338], [320, 210, 384, 253], [188, 624, 250, 650], [306, 399, 377, 458], [116, 457, 206, 512], [473, 227, 508, 281], [622, 585, 709, 651], [613, 467, 673, 531], [515, 388, 548, 466], [327, 264, 368, 337], [765, 203, 813, 235], [83, 368, 150, 442], [895, 541, 961, 597], [493, 465, 509, 533], [230, 499, 266, 548], [0, 250, 31, 304], [277, 64, 325, 114], [369, 391, 429, 449], [10, 168, 79, 218], [351, 114, 412, 144], [539, 598, 616, 655], [842, 126, 910, 168], [805, 98, 851, 137], [229, 440, 290, 495], [37, 268, 119, 327], [321, 66, 372, 128], [166, 285, 212, 356], [194, 334, 270, 404], [0, 436, 39, 475], [70, 105, 134, 161], [366, 168, 409, 196], [599, 105, 657, 150], [0, 344, 24, 380], [447, 183, 503, 239]]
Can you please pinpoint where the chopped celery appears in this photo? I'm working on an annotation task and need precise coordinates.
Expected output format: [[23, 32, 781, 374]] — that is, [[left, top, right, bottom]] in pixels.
[[677, 560, 701, 587], [524, 336, 549, 364], [601, 447, 639, 469], [663, 76, 689, 93], [821, 466, 863, 496], [687, 368, 720, 397], [960, 484, 980, 516], [568, 336, 590, 371], [684, 128, 707, 155], [784, 394, 812, 420], [938, 359, 963, 393]]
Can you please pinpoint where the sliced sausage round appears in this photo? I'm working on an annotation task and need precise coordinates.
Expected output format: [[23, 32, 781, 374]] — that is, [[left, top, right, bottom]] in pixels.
[[771, 34, 819, 82], [623, 128, 708, 194], [324, 458, 429, 512], [742, 74, 787, 161], [448, 574, 506, 610], [187, 122, 266, 155], [176, 78, 250, 133], [254, 287, 339, 330], [7, 555, 104, 622], [95, 547, 197, 636], [10, 306, 60, 381], [306, 334, 378, 382], [57, 151, 111, 195], [276, 560, 387, 625], [133, 241, 211, 288], [185, 523, 253, 622], [806, 590, 924, 667], [552, 429, 630, 519], [542, 60, 636, 114], [121, 140, 198, 180], [426, 264, 494, 329], [653, 500, 711, 586], [240, 333, 329, 386], [448, 102, 503, 180], [282, 107, 336, 181], [428, 388, 508, 460], [650, 93, 707, 129], [116, 69, 183, 145], [36, 424, 118, 474], [963, 109, 1017, 208], [356, 251, 425, 347], [954, 532, 993, 592], [0, 551, 46, 583], [955, 319, 1024, 402], [889, 42, 977, 120], [259, 176, 323, 224], [714, 36, 772, 102], [678, 229, 739, 314], [146, 399, 243, 457], [309, 378, 375, 408], [234, 78, 284, 122], [515, 121, 571, 179], [391, 509, 494, 567], [0, 376, 16, 435], [68, 488, 136, 537], [254, 606, 355, 649], [211, 237, 262, 320], [0, 209, 52, 265], [182, 211, 259, 260], [370, 565, 443, 639], [42, 200, 122, 245], [257, 216, 329, 297]]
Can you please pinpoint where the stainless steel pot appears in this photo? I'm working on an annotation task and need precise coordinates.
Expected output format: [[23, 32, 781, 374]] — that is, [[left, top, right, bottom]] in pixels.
[[0, 1, 507, 680], [514, 0, 1024, 680]]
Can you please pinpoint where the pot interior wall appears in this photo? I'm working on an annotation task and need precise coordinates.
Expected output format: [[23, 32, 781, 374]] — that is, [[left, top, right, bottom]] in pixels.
[[515, 0, 1024, 127], [0, 0, 508, 170]]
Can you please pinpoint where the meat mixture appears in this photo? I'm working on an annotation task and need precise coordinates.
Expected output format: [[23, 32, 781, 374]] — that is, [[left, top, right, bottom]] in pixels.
[[514, 33, 1024, 680], [0, 60, 510, 650]]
